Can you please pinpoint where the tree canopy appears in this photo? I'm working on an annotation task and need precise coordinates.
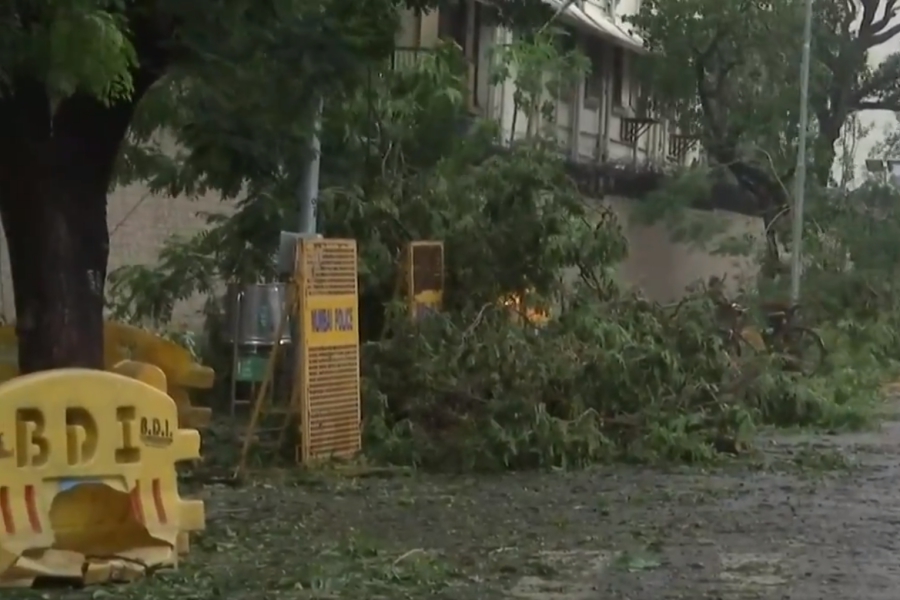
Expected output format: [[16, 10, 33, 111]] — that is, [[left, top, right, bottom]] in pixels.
[[0, 0, 405, 370], [628, 0, 900, 254], [89, 0, 900, 474]]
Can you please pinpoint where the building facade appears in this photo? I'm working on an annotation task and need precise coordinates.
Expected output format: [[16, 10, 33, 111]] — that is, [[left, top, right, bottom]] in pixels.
[[397, 0, 704, 168]]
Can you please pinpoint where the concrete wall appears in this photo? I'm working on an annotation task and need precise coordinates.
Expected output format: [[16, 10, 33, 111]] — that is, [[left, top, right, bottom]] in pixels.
[[601, 196, 763, 301], [0, 188, 760, 329], [105, 190, 758, 313]]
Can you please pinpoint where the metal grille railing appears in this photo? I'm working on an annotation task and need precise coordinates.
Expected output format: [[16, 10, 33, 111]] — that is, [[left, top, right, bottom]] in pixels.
[[297, 238, 361, 463], [410, 242, 444, 295], [390, 47, 434, 71], [302, 240, 357, 296], [620, 119, 640, 144], [305, 345, 360, 459], [668, 134, 694, 162]]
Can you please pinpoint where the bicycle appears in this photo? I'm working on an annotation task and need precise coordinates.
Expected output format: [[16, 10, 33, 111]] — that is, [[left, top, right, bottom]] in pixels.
[[718, 300, 826, 375], [763, 302, 827, 374]]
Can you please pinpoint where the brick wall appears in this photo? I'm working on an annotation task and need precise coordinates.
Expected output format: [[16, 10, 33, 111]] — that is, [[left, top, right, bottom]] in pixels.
[[0, 183, 231, 327], [0, 188, 761, 329]]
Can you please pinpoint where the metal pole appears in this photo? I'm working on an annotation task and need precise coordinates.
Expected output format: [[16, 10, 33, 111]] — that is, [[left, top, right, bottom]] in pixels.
[[298, 97, 323, 234], [293, 97, 322, 416], [789, 0, 813, 303]]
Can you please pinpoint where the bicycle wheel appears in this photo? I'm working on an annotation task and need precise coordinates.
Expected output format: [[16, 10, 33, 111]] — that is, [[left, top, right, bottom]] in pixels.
[[786, 327, 826, 375]]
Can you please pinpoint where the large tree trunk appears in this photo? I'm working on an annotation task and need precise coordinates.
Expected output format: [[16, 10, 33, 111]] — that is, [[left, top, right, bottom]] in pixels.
[[0, 16, 169, 374], [0, 142, 111, 372], [0, 88, 161, 374], [812, 116, 843, 188]]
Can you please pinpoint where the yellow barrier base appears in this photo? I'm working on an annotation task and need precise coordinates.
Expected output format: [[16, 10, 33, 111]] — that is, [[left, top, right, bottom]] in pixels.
[[0, 367, 205, 587]]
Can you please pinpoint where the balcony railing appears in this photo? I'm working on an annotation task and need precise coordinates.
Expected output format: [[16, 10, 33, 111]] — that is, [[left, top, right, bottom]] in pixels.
[[390, 47, 434, 71], [667, 134, 698, 163]]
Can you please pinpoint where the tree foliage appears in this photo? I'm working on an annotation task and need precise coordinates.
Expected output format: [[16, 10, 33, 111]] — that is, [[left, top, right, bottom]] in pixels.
[[0, 0, 409, 370], [628, 0, 900, 269], [109, 36, 889, 471], [0, 0, 561, 372]]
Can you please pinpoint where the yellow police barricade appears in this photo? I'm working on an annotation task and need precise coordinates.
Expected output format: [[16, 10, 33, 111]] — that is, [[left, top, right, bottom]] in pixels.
[[0, 366, 205, 587]]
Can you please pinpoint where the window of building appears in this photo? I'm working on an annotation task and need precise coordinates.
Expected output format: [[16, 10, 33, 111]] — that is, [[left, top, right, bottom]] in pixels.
[[438, 2, 466, 48], [612, 47, 624, 106], [584, 40, 604, 104]]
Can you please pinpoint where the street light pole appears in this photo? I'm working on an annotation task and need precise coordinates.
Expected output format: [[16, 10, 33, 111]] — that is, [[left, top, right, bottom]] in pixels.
[[298, 97, 323, 235], [789, 0, 813, 303]]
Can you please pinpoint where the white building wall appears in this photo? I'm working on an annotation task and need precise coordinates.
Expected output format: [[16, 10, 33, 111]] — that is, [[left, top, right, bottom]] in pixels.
[[613, 0, 643, 20]]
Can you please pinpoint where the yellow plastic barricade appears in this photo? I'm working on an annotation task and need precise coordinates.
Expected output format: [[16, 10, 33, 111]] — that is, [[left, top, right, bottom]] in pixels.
[[0, 367, 205, 587], [0, 322, 214, 430], [0, 327, 16, 384], [104, 323, 214, 429]]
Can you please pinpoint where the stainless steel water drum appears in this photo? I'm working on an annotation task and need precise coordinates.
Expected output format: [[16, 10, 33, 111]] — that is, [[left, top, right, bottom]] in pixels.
[[222, 283, 293, 346]]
